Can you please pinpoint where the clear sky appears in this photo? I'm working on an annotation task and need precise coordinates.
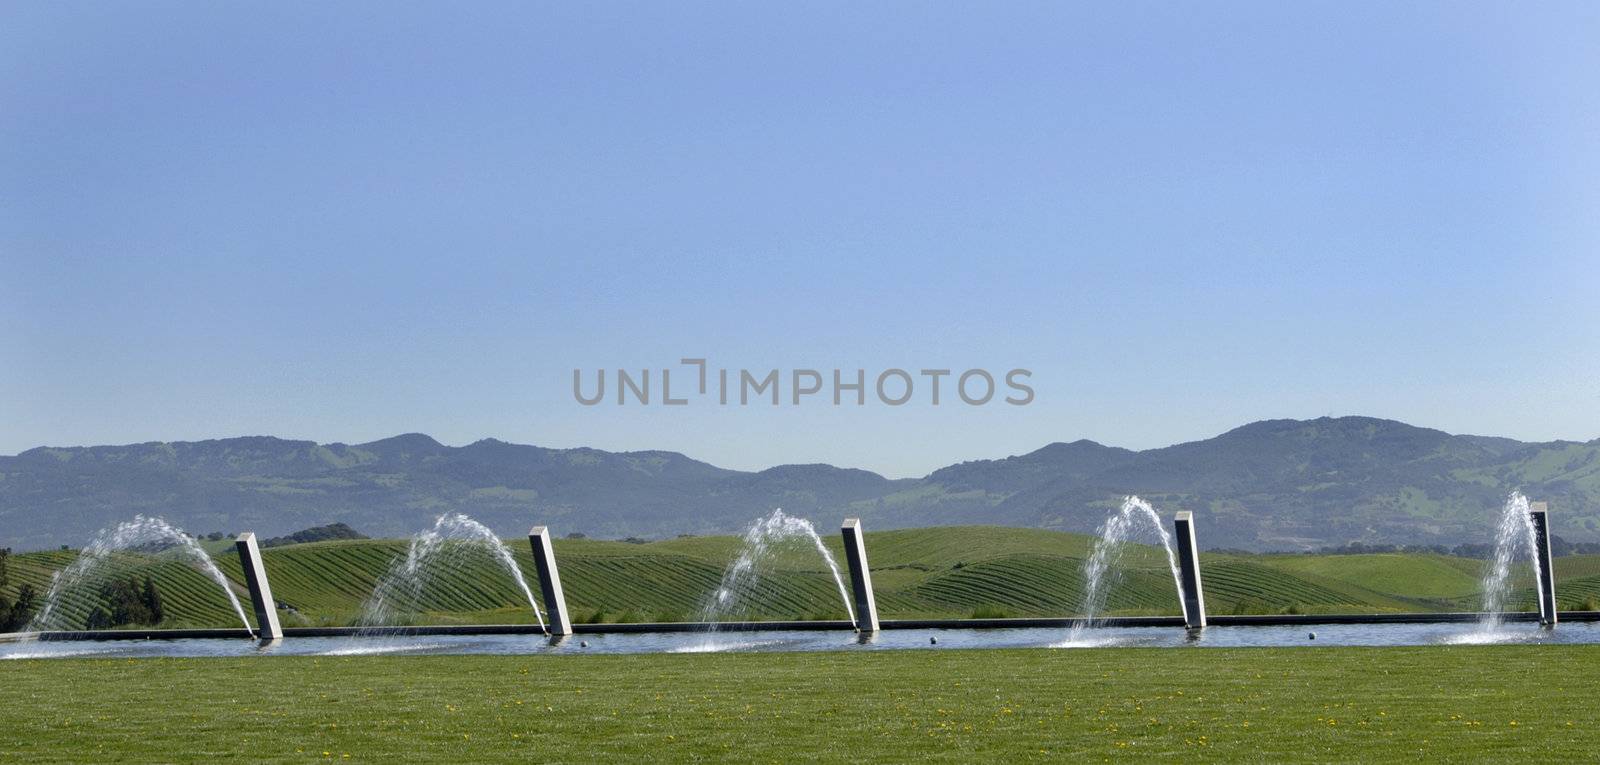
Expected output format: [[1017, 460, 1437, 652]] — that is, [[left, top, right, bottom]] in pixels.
[[3, 3, 1597, 478]]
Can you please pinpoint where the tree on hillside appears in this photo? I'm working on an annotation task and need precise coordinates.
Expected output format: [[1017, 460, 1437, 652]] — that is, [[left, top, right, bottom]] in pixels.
[[0, 548, 33, 632], [98, 576, 164, 628], [141, 575, 163, 624], [6, 584, 36, 631], [0, 548, 11, 629], [262, 523, 368, 548]]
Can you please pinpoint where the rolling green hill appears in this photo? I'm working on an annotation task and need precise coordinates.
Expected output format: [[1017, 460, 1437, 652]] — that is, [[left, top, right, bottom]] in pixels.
[[5, 525, 1587, 631]]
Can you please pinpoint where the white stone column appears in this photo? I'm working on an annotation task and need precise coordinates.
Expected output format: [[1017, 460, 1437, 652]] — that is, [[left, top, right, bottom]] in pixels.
[[1529, 502, 1558, 626], [528, 526, 573, 635], [233, 532, 282, 641], [840, 519, 880, 631], [1173, 512, 1207, 629]]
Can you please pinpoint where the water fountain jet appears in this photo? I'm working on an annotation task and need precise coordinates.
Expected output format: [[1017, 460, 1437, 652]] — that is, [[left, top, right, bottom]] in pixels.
[[357, 513, 546, 633], [693, 509, 856, 643], [1066, 496, 1183, 643], [1473, 491, 1544, 637], [28, 515, 253, 635]]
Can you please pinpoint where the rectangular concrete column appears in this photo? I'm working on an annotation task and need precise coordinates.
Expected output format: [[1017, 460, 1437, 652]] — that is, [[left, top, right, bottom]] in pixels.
[[528, 527, 573, 635], [233, 532, 282, 641], [1530, 502, 1558, 625], [840, 518, 880, 631], [1173, 512, 1207, 629]]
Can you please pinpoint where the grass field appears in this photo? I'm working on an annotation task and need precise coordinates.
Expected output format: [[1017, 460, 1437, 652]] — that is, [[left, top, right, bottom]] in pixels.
[[2, 646, 1596, 762], [3, 525, 1585, 630]]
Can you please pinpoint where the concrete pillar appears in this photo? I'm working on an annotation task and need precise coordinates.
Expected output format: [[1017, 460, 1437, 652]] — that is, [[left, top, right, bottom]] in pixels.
[[233, 532, 282, 641], [528, 527, 572, 635], [1172, 511, 1207, 629], [840, 518, 880, 631], [1529, 502, 1558, 625]]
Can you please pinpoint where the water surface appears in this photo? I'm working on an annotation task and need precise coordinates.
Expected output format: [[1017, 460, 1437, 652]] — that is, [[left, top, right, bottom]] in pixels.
[[6, 621, 1597, 659]]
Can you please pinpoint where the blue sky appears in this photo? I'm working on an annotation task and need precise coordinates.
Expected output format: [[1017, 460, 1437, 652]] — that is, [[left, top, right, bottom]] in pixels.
[[3, 2, 1597, 477]]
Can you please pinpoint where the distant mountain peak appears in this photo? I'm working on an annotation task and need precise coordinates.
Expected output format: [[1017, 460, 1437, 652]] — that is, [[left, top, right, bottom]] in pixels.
[[359, 433, 444, 450], [756, 463, 888, 480], [1215, 415, 1448, 440], [1028, 439, 1121, 455]]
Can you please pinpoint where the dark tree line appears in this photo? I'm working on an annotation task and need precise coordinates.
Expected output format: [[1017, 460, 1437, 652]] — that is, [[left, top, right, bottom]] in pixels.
[[262, 522, 366, 548], [1292, 534, 1600, 559], [83, 576, 164, 629], [0, 548, 39, 632]]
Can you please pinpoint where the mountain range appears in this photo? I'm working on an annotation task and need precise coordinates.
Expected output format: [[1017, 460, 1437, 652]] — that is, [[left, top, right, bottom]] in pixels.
[[2, 416, 1597, 551]]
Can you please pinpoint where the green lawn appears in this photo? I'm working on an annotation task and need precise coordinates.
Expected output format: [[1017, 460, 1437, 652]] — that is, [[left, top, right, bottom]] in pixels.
[[1, 646, 1594, 762]]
